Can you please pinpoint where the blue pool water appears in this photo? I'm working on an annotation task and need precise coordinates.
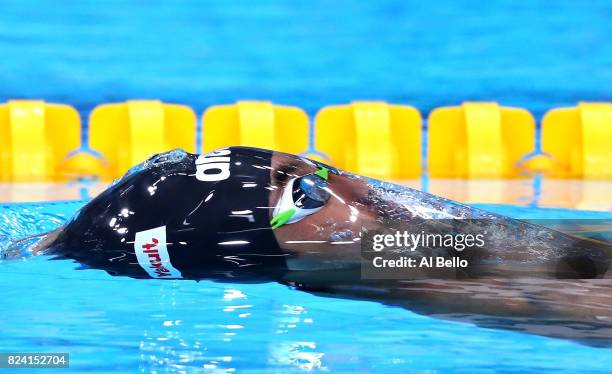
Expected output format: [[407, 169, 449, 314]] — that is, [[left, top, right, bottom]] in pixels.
[[1, 200, 612, 372], [1, 0, 611, 135]]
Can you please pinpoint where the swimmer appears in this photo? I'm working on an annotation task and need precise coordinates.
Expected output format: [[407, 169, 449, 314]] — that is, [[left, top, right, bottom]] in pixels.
[[15, 147, 612, 345]]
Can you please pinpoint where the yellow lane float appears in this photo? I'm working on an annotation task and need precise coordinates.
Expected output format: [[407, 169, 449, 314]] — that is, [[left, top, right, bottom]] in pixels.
[[541, 102, 612, 178], [428, 102, 535, 178], [314, 101, 422, 179], [89, 100, 196, 179], [202, 101, 309, 154], [0, 100, 80, 181]]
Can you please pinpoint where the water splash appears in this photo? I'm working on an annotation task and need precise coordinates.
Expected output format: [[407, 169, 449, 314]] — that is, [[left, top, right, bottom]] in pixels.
[[0, 202, 82, 261], [113, 149, 188, 187]]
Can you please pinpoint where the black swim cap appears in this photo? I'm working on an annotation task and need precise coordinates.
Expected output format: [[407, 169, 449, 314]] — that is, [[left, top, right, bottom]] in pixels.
[[53, 147, 287, 280]]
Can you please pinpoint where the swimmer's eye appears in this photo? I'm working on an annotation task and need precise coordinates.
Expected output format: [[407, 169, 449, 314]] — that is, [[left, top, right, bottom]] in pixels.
[[271, 167, 330, 229], [292, 174, 330, 209]]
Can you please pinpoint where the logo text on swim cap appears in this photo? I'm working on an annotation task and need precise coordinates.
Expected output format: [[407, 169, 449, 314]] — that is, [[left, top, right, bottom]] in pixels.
[[134, 226, 182, 279], [195, 149, 231, 182]]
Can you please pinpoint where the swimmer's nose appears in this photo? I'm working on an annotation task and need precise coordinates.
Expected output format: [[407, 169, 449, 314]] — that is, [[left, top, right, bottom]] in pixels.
[[554, 237, 611, 279]]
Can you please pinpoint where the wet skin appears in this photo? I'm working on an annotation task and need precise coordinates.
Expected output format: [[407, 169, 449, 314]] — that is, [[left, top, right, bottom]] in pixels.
[[23, 148, 612, 346], [269, 151, 612, 345]]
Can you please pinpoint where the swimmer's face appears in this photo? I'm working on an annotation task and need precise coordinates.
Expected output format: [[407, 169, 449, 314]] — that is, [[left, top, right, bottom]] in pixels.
[[268, 152, 385, 266]]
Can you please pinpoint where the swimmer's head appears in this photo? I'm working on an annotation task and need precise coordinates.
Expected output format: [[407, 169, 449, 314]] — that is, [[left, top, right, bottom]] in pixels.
[[41, 147, 474, 278], [45, 147, 409, 280], [47, 146, 608, 281]]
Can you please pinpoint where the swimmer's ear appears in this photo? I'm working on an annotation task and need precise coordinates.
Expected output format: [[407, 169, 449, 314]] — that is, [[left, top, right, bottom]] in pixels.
[[271, 209, 297, 230]]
